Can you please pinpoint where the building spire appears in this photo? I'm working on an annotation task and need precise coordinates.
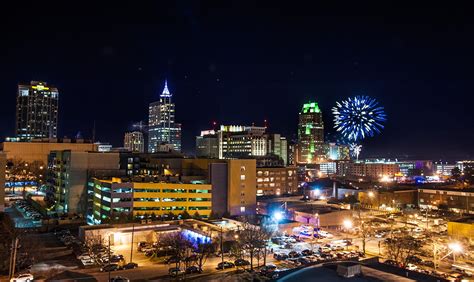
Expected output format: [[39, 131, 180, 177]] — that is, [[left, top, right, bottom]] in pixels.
[[161, 79, 171, 97]]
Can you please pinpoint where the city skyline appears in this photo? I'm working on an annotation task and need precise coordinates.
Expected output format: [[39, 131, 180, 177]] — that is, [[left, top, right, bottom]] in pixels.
[[0, 2, 473, 159]]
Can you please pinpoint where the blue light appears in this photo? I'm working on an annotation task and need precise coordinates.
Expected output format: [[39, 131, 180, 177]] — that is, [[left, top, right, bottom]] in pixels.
[[273, 211, 283, 222], [332, 95, 387, 142]]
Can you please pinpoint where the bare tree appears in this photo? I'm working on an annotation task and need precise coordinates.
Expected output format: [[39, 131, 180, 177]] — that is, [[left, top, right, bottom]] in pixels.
[[238, 222, 272, 270], [194, 240, 215, 271], [384, 234, 423, 266], [158, 232, 193, 269]]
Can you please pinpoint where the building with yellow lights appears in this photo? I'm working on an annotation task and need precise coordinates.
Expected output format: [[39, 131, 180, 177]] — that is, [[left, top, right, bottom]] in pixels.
[[88, 177, 212, 225], [447, 218, 474, 245]]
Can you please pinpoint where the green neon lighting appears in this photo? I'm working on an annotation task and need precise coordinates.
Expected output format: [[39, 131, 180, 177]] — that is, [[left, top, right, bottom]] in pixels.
[[310, 143, 315, 153], [305, 124, 312, 135], [302, 102, 321, 114]]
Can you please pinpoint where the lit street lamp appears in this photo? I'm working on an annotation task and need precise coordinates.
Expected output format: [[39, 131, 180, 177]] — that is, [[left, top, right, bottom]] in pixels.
[[448, 242, 463, 263]]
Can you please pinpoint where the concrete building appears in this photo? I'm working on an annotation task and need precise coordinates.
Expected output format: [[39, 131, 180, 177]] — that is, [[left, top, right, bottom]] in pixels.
[[210, 159, 257, 216], [48, 150, 120, 214], [297, 102, 324, 164], [447, 218, 474, 245], [256, 167, 298, 196], [195, 130, 218, 158], [0, 152, 6, 212], [88, 177, 212, 225], [124, 131, 145, 153], [218, 125, 267, 159], [1, 138, 97, 165], [338, 161, 400, 179], [358, 189, 418, 210], [16, 81, 59, 141], [433, 162, 456, 176], [148, 80, 181, 153], [418, 188, 474, 213]]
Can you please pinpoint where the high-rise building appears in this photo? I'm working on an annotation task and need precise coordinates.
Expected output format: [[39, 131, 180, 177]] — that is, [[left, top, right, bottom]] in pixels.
[[16, 81, 59, 141], [124, 131, 145, 153], [218, 125, 267, 159], [48, 150, 120, 214], [297, 102, 324, 164], [266, 134, 288, 165], [196, 130, 219, 158], [148, 80, 181, 153]]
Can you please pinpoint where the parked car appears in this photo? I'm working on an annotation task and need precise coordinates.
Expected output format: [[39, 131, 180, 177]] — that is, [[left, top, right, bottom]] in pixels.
[[260, 264, 278, 274], [384, 259, 398, 266], [122, 262, 138, 270], [166, 256, 180, 264], [10, 273, 34, 282], [216, 261, 235, 269], [185, 265, 202, 274], [297, 257, 311, 265], [421, 260, 435, 268], [406, 255, 422, 264], [273, 253, 288, 260], [234, 259, 250, 266], [100, 264, 120, 272], [301, 249, 313, 256], [288, 251, 300, 258], [168, 267, 185, 277], [110, 276, 130, 282]]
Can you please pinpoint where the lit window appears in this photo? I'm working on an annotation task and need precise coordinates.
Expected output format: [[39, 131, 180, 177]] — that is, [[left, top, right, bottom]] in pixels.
[[240, 175, 245, 180], [240, 206, 246, 213]]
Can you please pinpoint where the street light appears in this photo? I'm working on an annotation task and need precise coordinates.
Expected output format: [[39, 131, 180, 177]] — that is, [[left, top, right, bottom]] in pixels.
[[448, 242, 463, 262], [343, 219, 353, 229]]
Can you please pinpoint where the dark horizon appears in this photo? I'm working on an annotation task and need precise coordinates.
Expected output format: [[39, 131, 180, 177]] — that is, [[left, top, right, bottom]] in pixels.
[[0, 2, 473, 160]]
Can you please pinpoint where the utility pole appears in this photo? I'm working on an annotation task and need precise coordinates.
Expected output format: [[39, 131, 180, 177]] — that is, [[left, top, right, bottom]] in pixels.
[[108, 234, 111, 281], [220, 226, 224, 267], [130, 224, 135, 263], [9, 238, 19, 280]]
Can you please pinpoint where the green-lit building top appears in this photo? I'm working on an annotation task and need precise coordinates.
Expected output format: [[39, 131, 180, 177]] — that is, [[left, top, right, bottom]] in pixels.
[[301, 102, 321, 114]]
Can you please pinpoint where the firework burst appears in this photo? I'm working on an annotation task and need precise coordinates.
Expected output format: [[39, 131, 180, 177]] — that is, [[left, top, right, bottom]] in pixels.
[[332, 95, 387, 142]]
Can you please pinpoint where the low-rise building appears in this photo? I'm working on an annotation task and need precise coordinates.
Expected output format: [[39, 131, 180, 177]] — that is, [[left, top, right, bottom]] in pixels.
[[88, 177, 212, 225], [1, 138, 97, 165], [195, 130, 218, 158], [0, 152, 6, 212], [358, 189, 417, 210], [338, 161, 400, 179], [447, 218, 474, 245], [256, 167, 297, 196], [418, 188, 474, 213]]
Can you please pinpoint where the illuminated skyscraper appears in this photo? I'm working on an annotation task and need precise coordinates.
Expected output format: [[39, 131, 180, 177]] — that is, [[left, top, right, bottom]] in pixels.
[[124, 131, 145, 153], [148, 80, 181, 152], [297, 102, 324, 164], [16, 81, 59, 141]]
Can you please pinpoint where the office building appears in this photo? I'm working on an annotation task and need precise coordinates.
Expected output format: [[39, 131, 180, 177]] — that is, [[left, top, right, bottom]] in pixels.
[[396, 160, 433, 176], [48, 150, 120, 214], [358, 189, 417, 210], [88, 177, 212, 225], [124, 131, 145, 153], [0, 152, 6, 212], [433, 162, 456, 176], [266, 134, 288, 165], [297, 102, 324, 164], [418, 188, 474, 214], [218, 125, 267, 159], [16, 81, 59, 141], [148, 80, 181, 153], [195, 130, 218, 158], [338, 160, 400, 179], [256, 167, 297, 196], [210, 159, 257, 216], [0, 138, 97, 165]]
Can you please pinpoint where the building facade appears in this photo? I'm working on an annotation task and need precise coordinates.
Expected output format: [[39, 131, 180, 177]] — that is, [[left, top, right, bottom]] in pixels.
[[0, 152, 6, 212], [88, 178, 212, 225], [48, 150, 120, 214], [16, 81, 59, 141], [358, 189, 417, 210], [148, 80, 181, 153], [195, 130, 219, 158], [338, 161, 400, 179], [297, 102, 324, 164], [418, 188, 474, 213], [218, 125, 267, 159], [1, 138, 97, 165], [256, 167, 298, 196], [266, 134, 288, 165], [124, 131, 145, 153]]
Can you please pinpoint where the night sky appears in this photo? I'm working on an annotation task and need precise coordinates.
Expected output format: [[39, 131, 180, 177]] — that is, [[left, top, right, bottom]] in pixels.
[[1, 2, 473, 160]]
